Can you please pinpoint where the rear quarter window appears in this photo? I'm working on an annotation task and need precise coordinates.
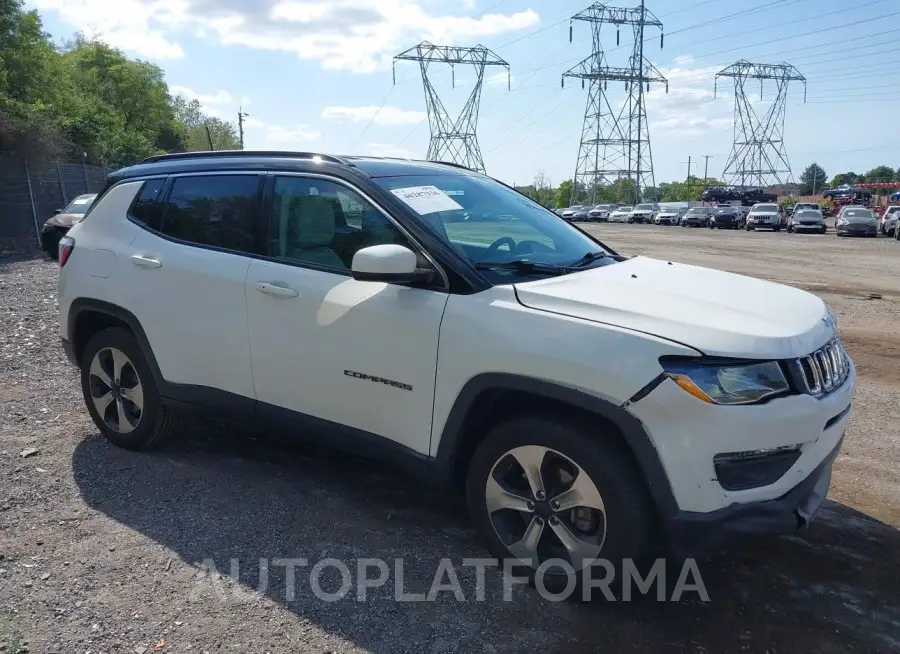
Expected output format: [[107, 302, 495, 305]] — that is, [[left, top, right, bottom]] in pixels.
[[128, 178, 167, 230]]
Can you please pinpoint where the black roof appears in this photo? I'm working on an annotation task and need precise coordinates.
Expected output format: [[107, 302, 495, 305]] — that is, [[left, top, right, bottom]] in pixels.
[[112, 151, 482, 180]]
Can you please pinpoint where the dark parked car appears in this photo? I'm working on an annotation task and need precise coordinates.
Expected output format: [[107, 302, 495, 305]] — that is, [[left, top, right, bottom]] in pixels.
[[710, 207, 741, 229], [572, 206, 592, 221], [835, 207, 877, 237], [40, 194, 97, 259], [681, 207, 712, 227]]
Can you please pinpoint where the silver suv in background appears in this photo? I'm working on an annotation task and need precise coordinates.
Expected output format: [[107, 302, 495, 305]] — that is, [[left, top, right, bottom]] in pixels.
[[789, 209, 827, 234], [746, 203, 784, 231]]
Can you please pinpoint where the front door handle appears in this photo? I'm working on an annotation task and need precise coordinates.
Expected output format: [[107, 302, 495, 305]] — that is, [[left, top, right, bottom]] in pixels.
[[131, 254, 162, 269], [256, 282, 299, 298]]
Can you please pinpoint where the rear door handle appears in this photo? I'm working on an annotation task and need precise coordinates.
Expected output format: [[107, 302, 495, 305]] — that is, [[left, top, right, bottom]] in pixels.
[[256, 282, 298, 298], [131, 255, 162, 269]]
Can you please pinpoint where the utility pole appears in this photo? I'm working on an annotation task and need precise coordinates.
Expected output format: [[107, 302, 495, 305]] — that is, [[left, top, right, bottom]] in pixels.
[[238, 107, 249, 150], [702, 154, 711, 188], [683, 156, 693, 200]]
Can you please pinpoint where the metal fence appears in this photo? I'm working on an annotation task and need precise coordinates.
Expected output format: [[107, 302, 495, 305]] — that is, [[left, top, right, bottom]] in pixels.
[[0, 157, 108, 242]]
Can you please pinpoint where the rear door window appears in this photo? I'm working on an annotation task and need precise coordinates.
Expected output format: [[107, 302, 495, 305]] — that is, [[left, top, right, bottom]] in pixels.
[[157, 175, 262, 253]]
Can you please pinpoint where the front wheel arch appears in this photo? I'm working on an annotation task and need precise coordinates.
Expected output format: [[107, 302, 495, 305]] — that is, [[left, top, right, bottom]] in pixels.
[[433, 374, 679, 521]]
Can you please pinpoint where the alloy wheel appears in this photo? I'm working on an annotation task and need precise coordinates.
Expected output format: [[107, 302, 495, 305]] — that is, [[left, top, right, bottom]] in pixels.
[[485, 445, 607, 572], [88, 347, 144, 434]]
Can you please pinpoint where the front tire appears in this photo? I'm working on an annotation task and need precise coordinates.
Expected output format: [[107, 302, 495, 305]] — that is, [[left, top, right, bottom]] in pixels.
[[466, 415, 653, 594], [80, 327, 179, 450]]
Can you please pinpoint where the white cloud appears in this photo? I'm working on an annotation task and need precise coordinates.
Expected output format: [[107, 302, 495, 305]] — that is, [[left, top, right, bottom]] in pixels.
[[170, 85, 234, 106], [638, 62, 734, 136], [673, 54, 694, 65], [265, 124, 322, 147], [366, 142, 416, 158], [243, 115, 267, 129], [461, 0, 476, 9], [321, 105, 426, 125], [486, 71, 510, 86], [34, 0, 540, 72], [33, 0, 185, 60]]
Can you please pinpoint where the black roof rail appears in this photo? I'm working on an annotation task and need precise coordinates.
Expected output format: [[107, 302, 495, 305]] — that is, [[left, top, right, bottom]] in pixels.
[[138, 151, 349, 165]]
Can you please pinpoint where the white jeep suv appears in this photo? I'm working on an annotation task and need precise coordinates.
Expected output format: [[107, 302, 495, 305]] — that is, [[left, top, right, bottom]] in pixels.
[[57, 152, 854, 585]]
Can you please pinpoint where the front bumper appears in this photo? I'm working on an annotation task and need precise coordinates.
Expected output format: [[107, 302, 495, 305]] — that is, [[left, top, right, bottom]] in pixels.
[[627, 354, 855, 534], [836, 225, 876, 236], [666, 434, 842, 556]]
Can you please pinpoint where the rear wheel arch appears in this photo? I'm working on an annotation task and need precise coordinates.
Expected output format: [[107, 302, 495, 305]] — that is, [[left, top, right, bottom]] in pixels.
[[68, 299, 163, 387], [433, 373, 679, 520]]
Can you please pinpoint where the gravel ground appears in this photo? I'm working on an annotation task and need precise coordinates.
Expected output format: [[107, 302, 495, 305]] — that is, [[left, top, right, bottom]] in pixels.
[[1, 228, 899, 653]]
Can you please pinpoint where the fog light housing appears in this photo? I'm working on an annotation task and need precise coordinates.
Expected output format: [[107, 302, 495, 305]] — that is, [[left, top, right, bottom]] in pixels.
[[714, 444, 802, 491]]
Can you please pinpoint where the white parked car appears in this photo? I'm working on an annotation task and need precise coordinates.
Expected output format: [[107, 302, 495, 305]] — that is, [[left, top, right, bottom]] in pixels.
[[56, 151, 854, 589], [607, 206, 633, 223], [628, 203, 659, 224], [879, 205, 900, 236], [654, 206, 686, 225]]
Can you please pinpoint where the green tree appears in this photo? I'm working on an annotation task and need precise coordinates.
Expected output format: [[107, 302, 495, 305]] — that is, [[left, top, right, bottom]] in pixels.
[[864, 165, 895, 183], [554, 179, 573, 208], [171, 95, 241, 152], [799, 163, 827, 195], [642, 186, 661, 202], [830, 172, 859, 187]]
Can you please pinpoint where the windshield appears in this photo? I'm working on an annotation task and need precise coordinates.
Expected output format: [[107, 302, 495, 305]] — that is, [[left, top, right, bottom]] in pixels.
[[373, 174, 616, 280], [796, 204, 818, 210], [844, 209, 873, 219], [635, 204, 655, 210], [686, 208, 706, 215], [62, 195, 96, 215], [754, 204, 778, 212]]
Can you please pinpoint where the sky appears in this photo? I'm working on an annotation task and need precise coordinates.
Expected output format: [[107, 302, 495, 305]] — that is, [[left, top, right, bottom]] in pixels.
[[28, 0, 900, 189]]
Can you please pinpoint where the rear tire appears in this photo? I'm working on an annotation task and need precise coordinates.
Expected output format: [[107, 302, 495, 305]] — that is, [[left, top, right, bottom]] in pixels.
[[80, 327, 179, 450], [466, 415, 654, 596]]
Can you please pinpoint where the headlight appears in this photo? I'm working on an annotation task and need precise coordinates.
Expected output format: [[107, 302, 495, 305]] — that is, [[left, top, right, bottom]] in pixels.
[[662, 360, 790, 405], [837, 218, 848, 225]]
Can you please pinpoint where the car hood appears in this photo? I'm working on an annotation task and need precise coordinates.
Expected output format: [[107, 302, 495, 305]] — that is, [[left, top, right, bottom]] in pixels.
[[514, 256, 832, 359], [43, 212, 82, 228], [840, 216, 875, 224]]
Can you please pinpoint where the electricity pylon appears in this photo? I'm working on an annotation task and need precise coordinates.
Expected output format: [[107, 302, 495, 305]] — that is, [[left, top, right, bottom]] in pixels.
[[714, 60, 806, 189], [394, 42, 509, 173], [562, 1, 667, 204]]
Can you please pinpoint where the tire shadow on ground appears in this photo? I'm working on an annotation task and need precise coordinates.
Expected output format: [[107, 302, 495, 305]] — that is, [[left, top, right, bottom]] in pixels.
[[71, 425, 900, 653]]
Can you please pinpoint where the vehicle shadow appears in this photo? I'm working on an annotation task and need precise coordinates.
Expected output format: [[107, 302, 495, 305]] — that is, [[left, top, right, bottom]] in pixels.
[[71, 426, 900, 653]]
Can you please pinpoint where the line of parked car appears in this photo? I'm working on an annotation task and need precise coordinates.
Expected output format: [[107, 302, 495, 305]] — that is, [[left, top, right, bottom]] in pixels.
[[555, 201, 900, 239]]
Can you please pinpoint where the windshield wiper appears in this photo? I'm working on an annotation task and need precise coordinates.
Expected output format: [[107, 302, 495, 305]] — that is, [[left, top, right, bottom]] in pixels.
[[473, 259, 566, 275], [566, 251, 610, 268]]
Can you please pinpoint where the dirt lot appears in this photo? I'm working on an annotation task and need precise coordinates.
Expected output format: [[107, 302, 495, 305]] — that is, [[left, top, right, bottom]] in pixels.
[[2, 227, 899, 654]]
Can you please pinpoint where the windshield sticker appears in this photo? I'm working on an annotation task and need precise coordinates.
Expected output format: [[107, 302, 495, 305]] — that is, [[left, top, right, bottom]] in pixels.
[[391, 185, 463, 215], [72, 198, 90, 205]]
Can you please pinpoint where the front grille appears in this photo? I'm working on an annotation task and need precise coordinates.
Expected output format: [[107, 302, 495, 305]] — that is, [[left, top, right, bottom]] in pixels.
[[795, 339, 849, 396]]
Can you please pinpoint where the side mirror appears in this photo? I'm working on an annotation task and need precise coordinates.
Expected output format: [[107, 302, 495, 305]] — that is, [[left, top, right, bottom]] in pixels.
[[54, 208, 63, 214], [351, 244, 434, 284]]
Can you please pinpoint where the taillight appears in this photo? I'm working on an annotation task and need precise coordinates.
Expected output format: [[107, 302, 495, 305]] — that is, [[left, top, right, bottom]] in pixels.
[[59, 235, 75, 267]]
